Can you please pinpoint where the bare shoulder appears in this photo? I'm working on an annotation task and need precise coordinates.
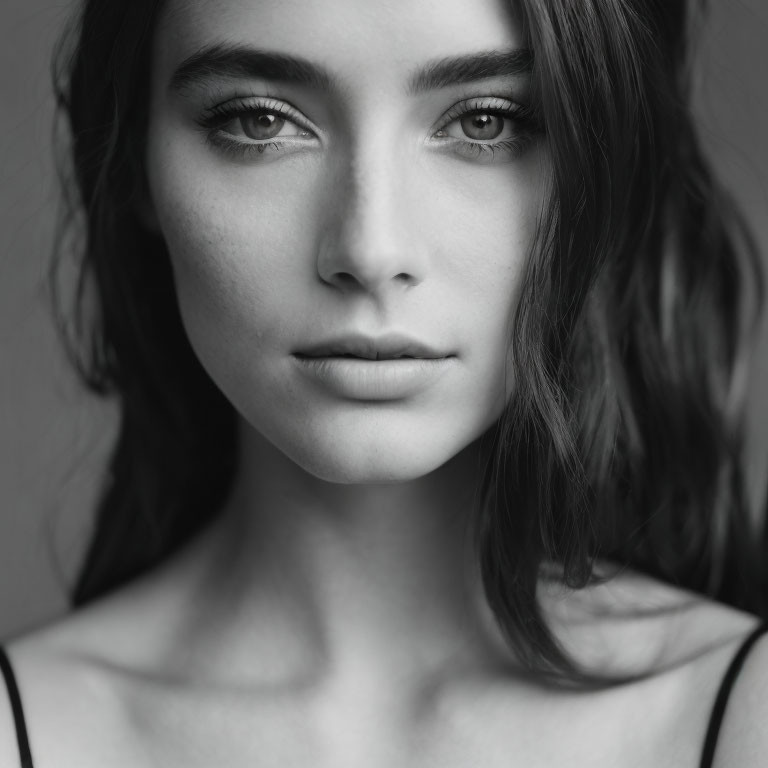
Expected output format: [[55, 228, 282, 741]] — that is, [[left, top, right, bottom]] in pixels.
[[708, 623, 768, 768], [0, 579, 178, 768], [543, 565, 761, 675], [0, 537, 217, 766], [0, 617, 134, 768]]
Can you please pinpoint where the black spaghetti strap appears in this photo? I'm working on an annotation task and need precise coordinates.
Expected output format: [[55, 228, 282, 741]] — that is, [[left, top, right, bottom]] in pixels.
[[0, 646, 34, 768], [699, 622, 768, 768]]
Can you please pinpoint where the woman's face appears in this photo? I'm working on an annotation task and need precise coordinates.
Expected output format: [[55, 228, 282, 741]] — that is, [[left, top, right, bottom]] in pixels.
[[146, 0, 547, 483]]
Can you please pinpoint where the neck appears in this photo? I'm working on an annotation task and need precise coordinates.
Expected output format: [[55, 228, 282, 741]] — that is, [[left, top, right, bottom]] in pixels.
[[176, 422, 510, 690]]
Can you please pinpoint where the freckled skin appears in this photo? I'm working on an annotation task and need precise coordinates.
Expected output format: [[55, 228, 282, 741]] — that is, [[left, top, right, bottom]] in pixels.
[[146, 0, 547, 483]]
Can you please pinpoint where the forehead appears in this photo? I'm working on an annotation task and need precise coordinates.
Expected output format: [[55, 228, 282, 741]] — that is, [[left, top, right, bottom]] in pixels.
[[154, 0, 525, 83]]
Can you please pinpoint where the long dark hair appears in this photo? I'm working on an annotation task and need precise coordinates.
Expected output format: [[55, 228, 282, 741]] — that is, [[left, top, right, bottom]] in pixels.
[[52, 0, 766, 677]]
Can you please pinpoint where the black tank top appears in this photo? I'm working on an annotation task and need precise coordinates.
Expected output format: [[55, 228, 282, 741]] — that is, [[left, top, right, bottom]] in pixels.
[[1, 623, 766, 768]]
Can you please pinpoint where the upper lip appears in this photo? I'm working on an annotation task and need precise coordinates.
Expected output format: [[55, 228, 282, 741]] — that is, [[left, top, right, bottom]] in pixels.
[[295, 333, 451, 360]]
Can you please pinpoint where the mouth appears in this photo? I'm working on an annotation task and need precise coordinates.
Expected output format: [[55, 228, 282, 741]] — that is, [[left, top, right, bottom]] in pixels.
[[294, 333, 453, 361], [292, 334, 455, 400]]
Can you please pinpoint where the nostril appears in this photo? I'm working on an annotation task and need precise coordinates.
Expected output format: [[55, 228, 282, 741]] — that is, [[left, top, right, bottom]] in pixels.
[[326, 272, 360, 289], [324, 271, 417, 291], [395, 272, 418, 286]]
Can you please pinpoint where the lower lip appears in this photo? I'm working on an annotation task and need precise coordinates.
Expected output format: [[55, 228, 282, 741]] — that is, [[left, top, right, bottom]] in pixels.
[[293, 355, 455, 400]]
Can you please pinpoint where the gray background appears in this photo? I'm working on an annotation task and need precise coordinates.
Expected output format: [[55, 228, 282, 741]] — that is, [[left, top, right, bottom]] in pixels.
[[1, 1, 767, 640]]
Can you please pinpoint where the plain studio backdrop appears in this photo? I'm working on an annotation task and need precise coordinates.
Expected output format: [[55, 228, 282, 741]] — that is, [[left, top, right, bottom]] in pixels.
[[1, 0, 767, 639]]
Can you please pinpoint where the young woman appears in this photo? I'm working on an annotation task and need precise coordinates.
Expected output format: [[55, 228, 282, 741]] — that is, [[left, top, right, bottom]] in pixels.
[[1, 0, 766, 765]]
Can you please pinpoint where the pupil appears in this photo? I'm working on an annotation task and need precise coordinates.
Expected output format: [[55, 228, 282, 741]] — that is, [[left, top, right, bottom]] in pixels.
[[242, 112, 285, 140], [460, 113, 503, 141]]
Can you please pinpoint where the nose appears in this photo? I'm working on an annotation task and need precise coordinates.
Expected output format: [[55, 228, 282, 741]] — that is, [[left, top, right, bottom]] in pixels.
[[317, 147, 428, 295]]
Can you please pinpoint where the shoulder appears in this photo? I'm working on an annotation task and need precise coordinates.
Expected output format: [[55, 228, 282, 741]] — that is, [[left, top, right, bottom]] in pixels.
[[707, 623, 768, 768], [0, 541, 216, 765], [541, 565, 768, 761], [0, 586, 175, 768], [542, 565, 761, 676], [0, 625, 128, 768]]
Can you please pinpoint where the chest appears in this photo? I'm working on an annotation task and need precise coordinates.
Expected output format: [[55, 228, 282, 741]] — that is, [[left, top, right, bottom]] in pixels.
[[21, 673, 715, 768]]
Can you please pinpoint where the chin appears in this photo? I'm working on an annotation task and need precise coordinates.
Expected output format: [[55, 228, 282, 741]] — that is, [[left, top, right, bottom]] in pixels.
[[293, 445, 453, 485], [253, 409, 486, 486]]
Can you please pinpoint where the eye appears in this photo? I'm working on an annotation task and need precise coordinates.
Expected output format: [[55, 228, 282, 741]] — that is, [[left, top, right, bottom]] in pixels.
[[197, 97, 319, 159], [429, 97, 541, 163], [458, 113, 505, 141], [436, 111, 517, 143], [223, 109, 314, 142]]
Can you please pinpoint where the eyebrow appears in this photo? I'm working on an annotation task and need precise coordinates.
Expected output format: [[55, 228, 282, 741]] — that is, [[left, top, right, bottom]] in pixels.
[[409, 50, 533, 93], [169, 44, 533, 95], [170, 44, 334, 93]]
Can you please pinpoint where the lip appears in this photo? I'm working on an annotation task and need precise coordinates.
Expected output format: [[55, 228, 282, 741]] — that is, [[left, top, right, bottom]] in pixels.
[[294, 333, 451, 361], [292, 333, 455, 400]]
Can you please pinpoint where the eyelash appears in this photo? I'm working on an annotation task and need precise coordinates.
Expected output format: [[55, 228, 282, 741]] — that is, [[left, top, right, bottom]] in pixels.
[[196, 97, 316, 159], [430, 96, 541, 162], [196, 95, 542, 162]]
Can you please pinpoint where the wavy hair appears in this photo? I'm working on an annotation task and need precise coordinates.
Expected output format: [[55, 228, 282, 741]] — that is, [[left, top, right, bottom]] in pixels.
[[52, 0, 765, 677]]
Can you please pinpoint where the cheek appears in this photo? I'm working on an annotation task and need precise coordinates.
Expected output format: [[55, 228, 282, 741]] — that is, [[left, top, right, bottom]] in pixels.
[[146, 142, 324, 366], [426, 151, 545, 359]]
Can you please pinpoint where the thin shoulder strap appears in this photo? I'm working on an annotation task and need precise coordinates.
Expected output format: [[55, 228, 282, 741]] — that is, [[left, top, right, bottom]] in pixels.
[[0, 646, 34, 768], [699, 622, 768, 768]]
